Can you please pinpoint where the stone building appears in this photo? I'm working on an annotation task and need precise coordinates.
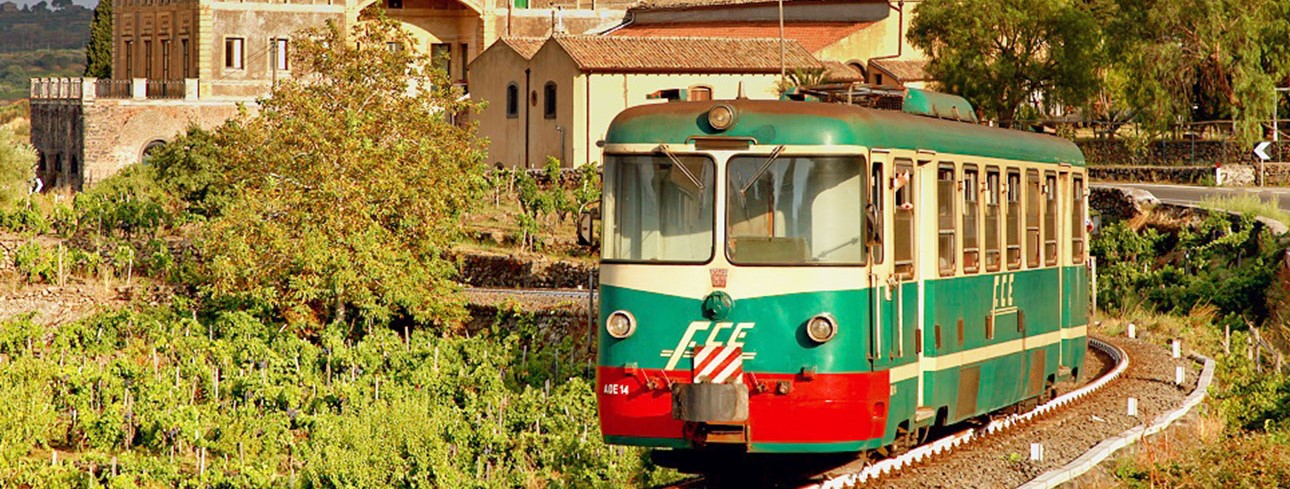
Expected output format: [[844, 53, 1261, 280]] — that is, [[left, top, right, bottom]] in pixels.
[[470, 35, 826, 168], [30, 0, 633, 190]]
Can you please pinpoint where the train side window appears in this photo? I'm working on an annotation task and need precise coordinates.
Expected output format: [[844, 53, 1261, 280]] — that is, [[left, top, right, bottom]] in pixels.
[[985, 167, 1001, 272], [1043, 172, 1058, 266], [937, 164, 957, 276], [1025, 170, 1041, 269], [871, 161, 884, 264], [1072, 175, 1086, 263], [1006, 170, 1022, 269], [962, 165, 980, 274], [894, 159, 914, 278], [985, 167, 1006, 273]]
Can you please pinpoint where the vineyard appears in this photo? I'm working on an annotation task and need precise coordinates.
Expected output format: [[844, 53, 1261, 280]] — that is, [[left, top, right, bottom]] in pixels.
[[0, 306, 676, 487]]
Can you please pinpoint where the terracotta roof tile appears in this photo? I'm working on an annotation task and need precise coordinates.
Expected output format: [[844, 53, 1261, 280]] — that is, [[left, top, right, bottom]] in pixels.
[[822, 60, 864, 82], [500, 37, 546, 59], [869, 58, 928, 82], [612, 21, 873, 53], [551, 35, 822, 73]]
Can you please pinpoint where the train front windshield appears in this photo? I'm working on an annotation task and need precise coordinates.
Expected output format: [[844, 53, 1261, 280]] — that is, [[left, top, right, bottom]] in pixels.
[[727, 155, 865, 264], [602, 154, 716, 263], [604, 152, 868, 265]]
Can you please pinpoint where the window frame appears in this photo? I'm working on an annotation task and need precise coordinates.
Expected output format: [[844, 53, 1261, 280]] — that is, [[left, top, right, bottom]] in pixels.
[[543, 81, 557, 119], [870, 159, 884, 264], [937, 162, 957, 277], [1072, 174, 1086, 264], [272, 38, 289, 72], [893, 158, 915, 278], [1025, 169, 1041, 269], [724, 153, 870, 267], [1043, 171, 1059, 266], [602, 152, 718, 265], [1006, 169, 1022, 270], [962, 164, 980, 274], [506, 83, 519, 119], [984, 166, 1001, 272], [224, 37, 245, 70]]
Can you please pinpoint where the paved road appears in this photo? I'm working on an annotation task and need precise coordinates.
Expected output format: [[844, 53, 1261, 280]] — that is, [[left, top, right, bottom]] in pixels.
[[1098, 183, 1290, 211]]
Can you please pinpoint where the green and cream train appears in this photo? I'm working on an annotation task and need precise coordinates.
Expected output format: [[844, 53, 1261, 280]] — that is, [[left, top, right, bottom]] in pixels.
[[594, 89, 1090, 455]]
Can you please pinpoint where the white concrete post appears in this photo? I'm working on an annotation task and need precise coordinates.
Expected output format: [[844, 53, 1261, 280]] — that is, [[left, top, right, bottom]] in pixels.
[[1030, 443, 1044, 462], [131, 78, 147, 100], [184, 78, 199, 101], [1172, 339, 1181, 359], [1127, 397, 1138, 416], [1175, 366, 1185, 386], [82, 78, 96, 101], [1127, 322, 1136, 339]]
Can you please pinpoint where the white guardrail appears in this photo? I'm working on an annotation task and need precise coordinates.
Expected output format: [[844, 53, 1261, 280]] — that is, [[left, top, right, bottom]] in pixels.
[[1019, 350, 1215, 489]]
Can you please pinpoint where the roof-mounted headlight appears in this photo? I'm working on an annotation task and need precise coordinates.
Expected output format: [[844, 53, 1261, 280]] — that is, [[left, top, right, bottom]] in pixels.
[[708, 104, 736, 131]]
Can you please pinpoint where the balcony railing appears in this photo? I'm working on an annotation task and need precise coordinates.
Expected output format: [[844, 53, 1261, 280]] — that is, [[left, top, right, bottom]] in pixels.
[[145, 79, 186, 99], [95, 79, 132, 99]]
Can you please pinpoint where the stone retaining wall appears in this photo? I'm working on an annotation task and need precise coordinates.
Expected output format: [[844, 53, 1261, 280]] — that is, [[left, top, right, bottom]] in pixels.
[[1078, 139, 1289, 167], [456, 251, 596, 289]]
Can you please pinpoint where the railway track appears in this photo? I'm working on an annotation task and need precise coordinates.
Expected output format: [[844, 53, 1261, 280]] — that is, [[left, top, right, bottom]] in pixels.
[[464, 287, 597, 300], [661, 338, 1132, 489]]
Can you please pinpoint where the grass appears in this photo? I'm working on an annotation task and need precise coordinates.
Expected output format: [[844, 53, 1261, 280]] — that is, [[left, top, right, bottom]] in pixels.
[[1198, 194, 1290, 228]]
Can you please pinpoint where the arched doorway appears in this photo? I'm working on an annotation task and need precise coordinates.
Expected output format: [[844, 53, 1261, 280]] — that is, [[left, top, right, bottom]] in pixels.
[[140, 139, 167, 165]]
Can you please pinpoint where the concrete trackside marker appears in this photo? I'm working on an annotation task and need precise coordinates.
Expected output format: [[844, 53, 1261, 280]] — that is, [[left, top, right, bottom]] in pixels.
[[1127, 397, 1137, 417], [1128, 323, 1136, 339], [1175, 366, 1185, 386], [1172, 339, 1181, 359], [1030, 443, 1044, 462]]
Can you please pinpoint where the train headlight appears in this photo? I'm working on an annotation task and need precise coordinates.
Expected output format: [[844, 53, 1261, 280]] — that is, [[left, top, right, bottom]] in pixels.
[[806, 314, 838, 343], [707, 104, 736, 131], [606, 310, 637, 339]]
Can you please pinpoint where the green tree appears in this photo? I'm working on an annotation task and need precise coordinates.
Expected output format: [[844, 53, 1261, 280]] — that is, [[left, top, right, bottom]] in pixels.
[[0, 126, 35, 208], [197, 13, 486, 330], [83, 0, 112, 79], [908, 0, 1104, 127], [1106, 0, 1290, 143]]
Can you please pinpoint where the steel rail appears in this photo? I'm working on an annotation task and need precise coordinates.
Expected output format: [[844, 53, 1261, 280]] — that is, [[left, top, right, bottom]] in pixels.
[[807, 337, 1130, 488]]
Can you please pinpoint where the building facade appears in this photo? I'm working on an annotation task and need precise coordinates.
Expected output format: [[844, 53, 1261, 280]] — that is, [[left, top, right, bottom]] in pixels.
[[30, 0, 631, 189]]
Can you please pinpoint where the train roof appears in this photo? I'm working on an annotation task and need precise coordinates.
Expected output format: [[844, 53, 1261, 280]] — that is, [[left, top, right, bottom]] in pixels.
[[603, 99, 1086, 167]]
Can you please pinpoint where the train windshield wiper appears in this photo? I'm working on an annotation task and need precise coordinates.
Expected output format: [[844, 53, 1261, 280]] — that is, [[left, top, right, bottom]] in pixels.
[[657, 144, 704, 191], [739, 145, 786, 197]]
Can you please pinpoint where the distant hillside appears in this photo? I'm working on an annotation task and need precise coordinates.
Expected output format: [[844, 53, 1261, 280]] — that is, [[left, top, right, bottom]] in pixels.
[[0, 49, 84, 101], [0, 6, 92, 53]]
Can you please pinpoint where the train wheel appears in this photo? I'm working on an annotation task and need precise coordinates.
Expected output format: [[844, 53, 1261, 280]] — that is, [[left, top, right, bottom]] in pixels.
[[889, 424, 922, 456]]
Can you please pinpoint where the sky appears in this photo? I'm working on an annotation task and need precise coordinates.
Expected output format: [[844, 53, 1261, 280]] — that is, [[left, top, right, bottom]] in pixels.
[[7, 0, 99, 8]]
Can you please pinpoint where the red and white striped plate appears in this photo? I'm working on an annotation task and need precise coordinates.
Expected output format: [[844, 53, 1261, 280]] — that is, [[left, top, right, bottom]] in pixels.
[[692, 345, 743, 384]]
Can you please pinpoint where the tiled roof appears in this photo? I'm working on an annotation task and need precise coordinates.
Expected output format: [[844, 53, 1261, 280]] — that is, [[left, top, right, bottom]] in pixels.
[[612, 21, 873, 53], [500, 37, 546, 59], [822, 61, 864, 82], [632, 0, 844, 10], [869, 58, 928, 82], [550, 35, 822, 73]]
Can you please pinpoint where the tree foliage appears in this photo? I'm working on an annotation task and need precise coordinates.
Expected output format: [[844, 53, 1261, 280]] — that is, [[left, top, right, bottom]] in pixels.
[[83, 0, 111, 79], [0, 125, 34, 207], [908, 0, 1104, 127], [1105, 0, 1290, 143], [196, 14, 487, 330]]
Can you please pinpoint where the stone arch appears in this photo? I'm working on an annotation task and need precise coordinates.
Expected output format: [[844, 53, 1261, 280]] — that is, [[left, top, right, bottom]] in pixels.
[[846, 60, 867, 80], [140, 139, 168, 164]]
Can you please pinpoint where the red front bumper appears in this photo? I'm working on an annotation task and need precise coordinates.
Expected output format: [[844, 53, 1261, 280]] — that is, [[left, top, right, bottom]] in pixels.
[[597, 366, 890, 448]]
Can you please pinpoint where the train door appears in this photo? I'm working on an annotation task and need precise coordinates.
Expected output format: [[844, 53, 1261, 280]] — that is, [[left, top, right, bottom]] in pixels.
[[868, 150, 897, 371]]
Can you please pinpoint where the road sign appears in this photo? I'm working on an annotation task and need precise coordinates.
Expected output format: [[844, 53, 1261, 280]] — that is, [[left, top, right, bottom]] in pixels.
[[1255, 141, 1273, 161]]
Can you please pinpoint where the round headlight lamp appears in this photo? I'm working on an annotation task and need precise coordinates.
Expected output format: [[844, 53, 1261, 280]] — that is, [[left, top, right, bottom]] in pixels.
[[606, 310, 637, 339], [806, 313, 838, 343], [707, 104, 736, 131]]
